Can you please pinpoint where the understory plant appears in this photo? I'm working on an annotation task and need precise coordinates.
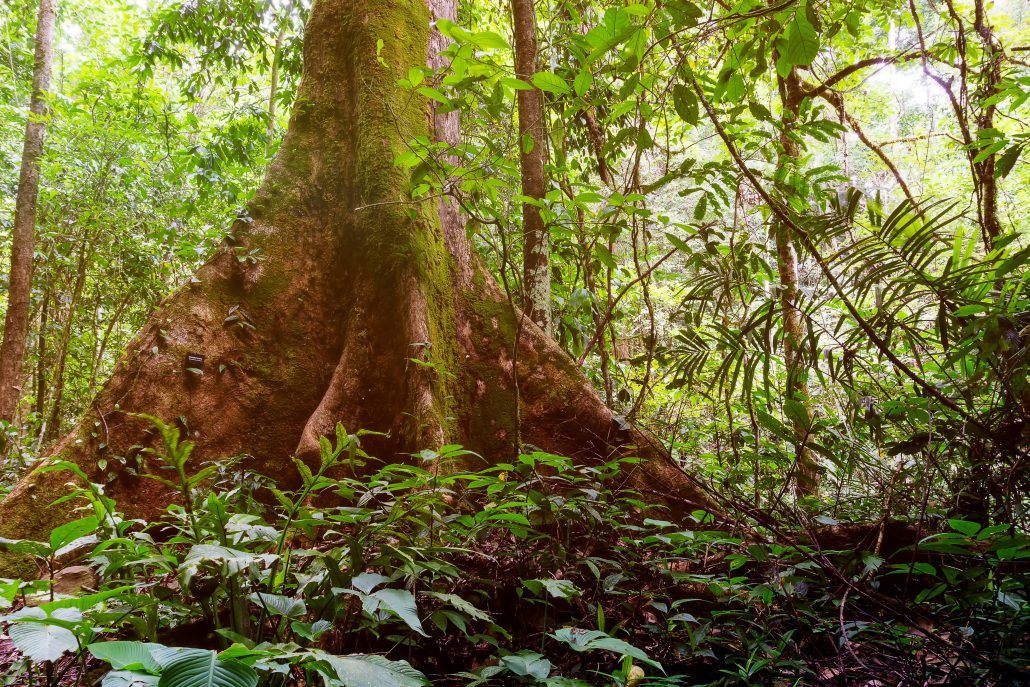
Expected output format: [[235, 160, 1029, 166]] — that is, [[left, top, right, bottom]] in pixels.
[[1, 417, 1027, 686]]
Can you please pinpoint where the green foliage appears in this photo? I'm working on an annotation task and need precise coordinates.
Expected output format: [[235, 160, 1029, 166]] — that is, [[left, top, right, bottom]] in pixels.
[[1, 419, 1027, 685], [1, 0, 1029, 683]]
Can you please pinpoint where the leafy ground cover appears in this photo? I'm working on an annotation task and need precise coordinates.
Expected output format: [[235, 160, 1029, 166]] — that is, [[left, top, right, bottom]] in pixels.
[[2, 419, 1027, 686]]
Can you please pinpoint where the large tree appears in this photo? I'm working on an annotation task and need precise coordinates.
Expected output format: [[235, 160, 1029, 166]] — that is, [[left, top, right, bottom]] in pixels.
[[0, 0, 708, 573], [0, 0, 57, 431]]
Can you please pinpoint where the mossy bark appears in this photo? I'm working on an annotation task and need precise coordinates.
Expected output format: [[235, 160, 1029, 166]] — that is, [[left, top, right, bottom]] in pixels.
[[0, 0, 710, 575]]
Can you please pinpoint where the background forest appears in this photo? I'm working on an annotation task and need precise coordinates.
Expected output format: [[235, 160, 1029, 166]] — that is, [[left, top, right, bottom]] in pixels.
[[0, 0, 1028, 685]]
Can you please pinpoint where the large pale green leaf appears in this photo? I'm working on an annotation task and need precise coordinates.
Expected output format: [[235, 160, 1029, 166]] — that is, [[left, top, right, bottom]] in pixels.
[[500, 652, 551, 679], [88, 641, 164, 672], [317, 654, 428, 687], [7, 608, 80, 662], [157, 650, 258, 687], [368, 589, 428, 637]]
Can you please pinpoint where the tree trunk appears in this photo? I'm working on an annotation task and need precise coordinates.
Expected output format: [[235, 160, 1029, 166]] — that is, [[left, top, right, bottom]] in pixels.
[[0, 0, 709, 576], [0, 0, 57, 429], [972, 0, 1003, 246], [43, 238, 90, 443], [775, 67, 820, 497], [512, 0, 551, 335]]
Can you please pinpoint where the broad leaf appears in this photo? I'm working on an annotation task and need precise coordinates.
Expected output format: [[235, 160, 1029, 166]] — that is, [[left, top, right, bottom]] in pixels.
[[8, 609, 80, 663], [779, 9, 819, 71], [50, 516, 99, 552], [368, 589, 427, 637], [158, 650, 258, 687], [349, 572, 391, 594], [500, 652, 551, 679], [88, 641, 164, 672], [531, 71, 571, 95], [317, 654, 428, 687], [522, 578, 580, 600], [424, 592, 491, 622]]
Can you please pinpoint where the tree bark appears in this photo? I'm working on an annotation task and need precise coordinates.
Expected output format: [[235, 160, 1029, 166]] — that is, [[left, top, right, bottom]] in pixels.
[[0, 0, 57, 429], [775, 66, 820, 497], [512, 0, 551, 334], [0, 0, 710, 576], [971, 0, 1003, 246]]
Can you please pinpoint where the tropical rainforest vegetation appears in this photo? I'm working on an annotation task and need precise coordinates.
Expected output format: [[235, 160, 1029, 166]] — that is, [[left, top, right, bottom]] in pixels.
[[0, 0, 1028, 684]]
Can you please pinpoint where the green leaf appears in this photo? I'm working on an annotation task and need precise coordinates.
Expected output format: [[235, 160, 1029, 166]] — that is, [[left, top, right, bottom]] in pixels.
[[550, 627, 662, 669], [350, 572, 391, 594], [783, 399, 811, 430], [995, 144, 1022, 178], [247, 592, 306, 619], [470, 31, 508, 50], [291, 619, 332, 641], [88, 641, 164, 672], [748, 100, 773, 121], [947, 519, 982, 537], [780, 9, 820, 69], [573, 69, 592, 97], [317, 654, 428, 687], [43, 585, 136, 612], [157, 650, 258, 687], [424, 592, 492, 622], [532, 71, 571, 95], [0, 537, 50, 557], [8, 609, 80, 663], [368, 589, 428, 636], [417, 87, 449, 104], [50, 516, 99, 552], [522, 578, 580, 600], [102, 671, 161, 687], [500, 651, 551, 679], [671, 84, 699, 126], [693, 193, 708, 221]]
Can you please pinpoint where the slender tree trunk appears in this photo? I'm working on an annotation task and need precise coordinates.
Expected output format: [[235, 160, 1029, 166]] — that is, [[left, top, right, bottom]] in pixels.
[[0, 0, 57, 429], [0, 0, 710, 576], [776, 67, 820, 497], [34, 292, 48, 424], [512, 0, 551, 334], [264, 2, 291, 159], [44, 240, 90, 443], [972, 0, 1003, 245], [88, 290, 133, 398]]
